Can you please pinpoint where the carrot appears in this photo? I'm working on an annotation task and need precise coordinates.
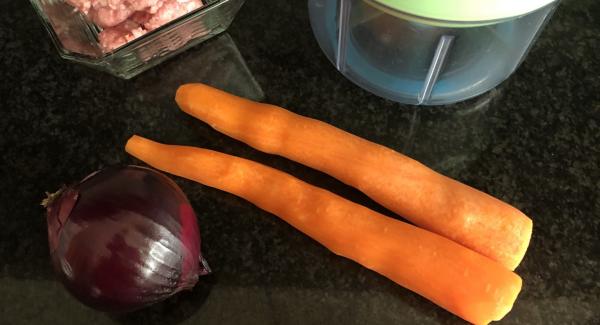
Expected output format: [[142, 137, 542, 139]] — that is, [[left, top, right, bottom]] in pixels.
[[175, 83, 532, 271], [126, 135, 523, 325]]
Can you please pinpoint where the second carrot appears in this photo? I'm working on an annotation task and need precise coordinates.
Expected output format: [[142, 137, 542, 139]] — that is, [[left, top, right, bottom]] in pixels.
[[175, 83, 533, 271]]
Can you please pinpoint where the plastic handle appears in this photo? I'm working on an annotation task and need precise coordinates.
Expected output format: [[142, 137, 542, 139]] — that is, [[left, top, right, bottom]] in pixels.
[[336, 0, 352, 71], [418, 35, 454, 105]]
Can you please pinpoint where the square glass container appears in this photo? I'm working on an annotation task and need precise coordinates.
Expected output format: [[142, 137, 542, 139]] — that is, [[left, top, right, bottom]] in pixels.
[[30, 0, 245, 79]]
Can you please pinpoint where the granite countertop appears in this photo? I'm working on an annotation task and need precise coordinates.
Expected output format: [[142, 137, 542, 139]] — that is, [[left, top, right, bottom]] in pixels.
[[1, 0, 599, 324]]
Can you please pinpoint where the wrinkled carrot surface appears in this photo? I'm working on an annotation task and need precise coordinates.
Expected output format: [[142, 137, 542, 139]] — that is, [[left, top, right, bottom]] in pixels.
[[175, 83, 532, 271], [126, 135, 523, 325]]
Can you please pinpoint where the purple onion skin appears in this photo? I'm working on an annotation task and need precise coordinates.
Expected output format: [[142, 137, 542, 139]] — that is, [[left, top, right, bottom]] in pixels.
[[45, 166, 209, 313]]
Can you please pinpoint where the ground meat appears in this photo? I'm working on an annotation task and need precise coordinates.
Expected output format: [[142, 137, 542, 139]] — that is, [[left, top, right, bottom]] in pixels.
[[129, 10, 152, 25], [98, 19, 147, 50], [66, 0, 204, 51], [88, 5, 134, 27], [143, 0, 203, 31]]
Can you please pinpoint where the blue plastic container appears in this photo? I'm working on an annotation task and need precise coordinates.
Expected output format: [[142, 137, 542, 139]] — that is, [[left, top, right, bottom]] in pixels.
[[309, 0, 558, 105]]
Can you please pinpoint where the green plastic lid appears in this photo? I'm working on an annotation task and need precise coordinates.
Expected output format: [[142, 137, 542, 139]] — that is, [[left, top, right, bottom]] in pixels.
[[368, 0, 557, 24]]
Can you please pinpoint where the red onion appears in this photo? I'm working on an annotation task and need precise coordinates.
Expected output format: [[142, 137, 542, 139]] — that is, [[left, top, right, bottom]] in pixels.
[[43, 165, 210, 313]]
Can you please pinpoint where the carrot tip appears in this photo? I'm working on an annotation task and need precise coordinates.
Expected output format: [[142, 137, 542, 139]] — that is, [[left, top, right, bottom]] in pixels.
[[125, 135, 142, 154], [125, 135, 158, 160], [510, 217, 533, 270], [176, 83, 204, 113]]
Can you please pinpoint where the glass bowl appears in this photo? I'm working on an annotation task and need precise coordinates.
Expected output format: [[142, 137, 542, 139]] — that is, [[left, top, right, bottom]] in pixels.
[[30, 0, 246, 79]]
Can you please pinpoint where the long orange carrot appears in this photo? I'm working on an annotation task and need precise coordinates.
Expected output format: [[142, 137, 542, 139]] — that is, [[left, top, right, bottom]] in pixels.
[[126, 135, 523, 325], [175, 83, 532, 271]]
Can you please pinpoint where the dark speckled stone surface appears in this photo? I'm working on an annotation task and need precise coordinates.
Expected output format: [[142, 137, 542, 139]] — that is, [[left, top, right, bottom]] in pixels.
[[1, 0, 599, 324]]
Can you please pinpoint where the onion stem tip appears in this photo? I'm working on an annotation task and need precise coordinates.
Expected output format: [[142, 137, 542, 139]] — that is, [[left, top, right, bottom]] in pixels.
[[41, 187, 65, 208]]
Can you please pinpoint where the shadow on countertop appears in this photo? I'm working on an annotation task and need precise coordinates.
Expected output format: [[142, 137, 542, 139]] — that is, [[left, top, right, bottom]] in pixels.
[[111, 277, 215, 325]]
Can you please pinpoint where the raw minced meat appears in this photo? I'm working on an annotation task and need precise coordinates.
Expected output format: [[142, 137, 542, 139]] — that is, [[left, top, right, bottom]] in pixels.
[[66, 0, 203, 51], [98, 19, 147, 50], [143, 0, 203, 31]]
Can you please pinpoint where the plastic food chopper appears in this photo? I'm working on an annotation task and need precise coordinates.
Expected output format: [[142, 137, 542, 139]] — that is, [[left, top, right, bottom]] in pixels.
[[309, 0, 559, 105]]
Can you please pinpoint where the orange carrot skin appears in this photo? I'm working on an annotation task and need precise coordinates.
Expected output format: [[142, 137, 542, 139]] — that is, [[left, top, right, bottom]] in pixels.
[[126, 135, 523, 325], [175, 83, 533, 271]]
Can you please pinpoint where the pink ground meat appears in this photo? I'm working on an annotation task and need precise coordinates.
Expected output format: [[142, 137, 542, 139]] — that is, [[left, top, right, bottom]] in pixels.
[[143, 0, 203, 30], [98, 19, 147, 50], [129, 10, 152, 25], [89, 5, 134, 28], [66, 0, 203, 51]]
